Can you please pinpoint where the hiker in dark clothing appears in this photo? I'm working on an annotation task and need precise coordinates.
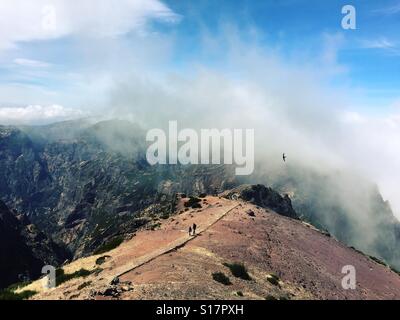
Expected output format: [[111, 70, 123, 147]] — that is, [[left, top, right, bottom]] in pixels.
[[189, 226, 192, 236], [193, 223, 197, 235]]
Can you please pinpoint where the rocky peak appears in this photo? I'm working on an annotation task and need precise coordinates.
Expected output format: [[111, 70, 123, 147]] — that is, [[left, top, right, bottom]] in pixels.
[[222, 184, 298, 219]]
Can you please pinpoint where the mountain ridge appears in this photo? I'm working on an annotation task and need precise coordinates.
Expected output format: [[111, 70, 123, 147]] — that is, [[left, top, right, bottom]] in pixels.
[[1, 119, 400, 293]]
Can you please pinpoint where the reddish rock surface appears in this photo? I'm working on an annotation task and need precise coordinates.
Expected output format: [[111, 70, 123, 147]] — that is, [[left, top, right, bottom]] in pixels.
[[25, 196, 400, 300]]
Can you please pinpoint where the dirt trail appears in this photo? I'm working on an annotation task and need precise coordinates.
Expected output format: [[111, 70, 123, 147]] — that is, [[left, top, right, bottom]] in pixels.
[[108, 201, 240, 281], [19, 196, 236, 297]]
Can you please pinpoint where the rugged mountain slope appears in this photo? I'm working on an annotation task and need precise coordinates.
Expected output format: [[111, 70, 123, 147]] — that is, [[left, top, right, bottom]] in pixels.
[[0, 121, 237, 260], [0, 200, 67, 289], [17, 193, 400, 300], [0, 125, 51, 214], [1, 118, 400, 289]]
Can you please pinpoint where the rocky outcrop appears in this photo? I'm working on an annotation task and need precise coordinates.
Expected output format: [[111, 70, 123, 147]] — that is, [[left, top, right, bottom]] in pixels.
[[222, 184, 298, 219]]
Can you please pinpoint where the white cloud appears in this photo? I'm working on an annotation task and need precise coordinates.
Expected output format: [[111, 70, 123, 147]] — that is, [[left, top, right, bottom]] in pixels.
[[361, 38, 396, 50], [340, 110, 400, 212], [341, 111, 367, 124], [101, 28, 400, 219], [320, 33, 348, 75], [0, 0, 179, 50], [373, 3, 400, 15], [359, 38, 399, 56], [13, 58, 51, 68], [0, 105, 86, 124]]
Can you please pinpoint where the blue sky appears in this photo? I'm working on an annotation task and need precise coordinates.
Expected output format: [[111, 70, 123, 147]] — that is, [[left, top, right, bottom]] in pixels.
[[0, 0, 399, 115], [163, 0, 400, 108]]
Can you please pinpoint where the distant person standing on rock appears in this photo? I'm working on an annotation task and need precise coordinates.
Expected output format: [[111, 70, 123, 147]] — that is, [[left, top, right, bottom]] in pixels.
[[193, 223, 197, 235], [189, 226, 192, 236]]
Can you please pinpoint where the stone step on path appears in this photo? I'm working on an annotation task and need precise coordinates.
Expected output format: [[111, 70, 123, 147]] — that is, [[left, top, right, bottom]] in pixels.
[[108, 203, 240, 281]]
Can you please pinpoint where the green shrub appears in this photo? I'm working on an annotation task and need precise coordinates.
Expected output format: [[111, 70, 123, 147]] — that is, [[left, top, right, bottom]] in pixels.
[[212, 272, 232, 285], [184, 197, 202, 209], [161, 212, 170, 219], [350, 246, 365, 255], [77, 281, 92, 290], [92, 268, 103, 276], [390, 267, 400, 276], [56, 268, 93, 286], [149, 222, 162, 231], [94, 236, 124, 255], [96, 255, 111, 265], [321, 229, 331, 237], [266, 273, 280, 286], [265, 295, 277, 300], [6, 280, 33, 291], [0, 289, 37, 300], [236, 291, 244, 297], [369, 255, 387, 267], [223, 262, 252, 281]]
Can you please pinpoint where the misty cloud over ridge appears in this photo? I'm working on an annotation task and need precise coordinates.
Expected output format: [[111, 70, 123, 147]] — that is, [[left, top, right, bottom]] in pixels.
[[0, 104, 87, 125], [99, 28, 400, 219]]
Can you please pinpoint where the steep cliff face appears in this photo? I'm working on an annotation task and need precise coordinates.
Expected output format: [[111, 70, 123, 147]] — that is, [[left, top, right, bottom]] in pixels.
[[0, 200, 67, 289], [0, 126, 51, 215], [0, 121, 238, 259], [0, 200, 41, 288]]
